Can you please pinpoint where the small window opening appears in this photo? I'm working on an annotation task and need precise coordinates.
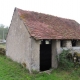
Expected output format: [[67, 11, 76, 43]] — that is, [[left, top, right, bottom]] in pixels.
[[60, 40, 66, 47]]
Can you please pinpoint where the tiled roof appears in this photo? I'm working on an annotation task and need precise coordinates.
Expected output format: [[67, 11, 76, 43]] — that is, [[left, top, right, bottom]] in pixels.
[[17, 8, 80, 40]]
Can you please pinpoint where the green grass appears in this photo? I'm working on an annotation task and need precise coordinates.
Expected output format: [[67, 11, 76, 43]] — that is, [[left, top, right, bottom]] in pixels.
[[0, 55, 80, 80], [0, 43, 6, 49]]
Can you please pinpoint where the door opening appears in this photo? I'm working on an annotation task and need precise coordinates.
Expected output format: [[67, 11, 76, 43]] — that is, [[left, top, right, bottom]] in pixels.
[[40, 40, 52, 71]]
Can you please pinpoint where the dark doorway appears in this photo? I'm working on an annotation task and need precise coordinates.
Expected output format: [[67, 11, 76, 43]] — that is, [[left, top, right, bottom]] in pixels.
[[71, 40, 77, 46], [40, 40, 52, 71]]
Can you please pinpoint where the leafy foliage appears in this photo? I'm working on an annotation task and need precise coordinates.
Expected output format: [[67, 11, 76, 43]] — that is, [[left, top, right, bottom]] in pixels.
[[59, 50, 74, 70], [0, 24, 8, 39]]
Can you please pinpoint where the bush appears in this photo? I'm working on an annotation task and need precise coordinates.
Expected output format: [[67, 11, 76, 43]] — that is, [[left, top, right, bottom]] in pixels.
[[0, 48, 5, 55], [58, 50, 74, 70]]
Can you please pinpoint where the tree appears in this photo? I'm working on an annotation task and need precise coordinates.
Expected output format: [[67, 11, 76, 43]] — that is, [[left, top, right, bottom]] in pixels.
[[0, 24, 9, 40]]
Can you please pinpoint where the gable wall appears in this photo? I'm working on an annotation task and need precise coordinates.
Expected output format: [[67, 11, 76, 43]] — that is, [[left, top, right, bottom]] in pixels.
[[6, 10, 32, 71]]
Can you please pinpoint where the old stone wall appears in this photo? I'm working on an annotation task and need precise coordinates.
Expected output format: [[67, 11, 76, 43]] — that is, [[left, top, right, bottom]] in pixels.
[[31, 38, 40, 71], [6, 9, 32, 71], [56, 40, 80, 54], [52, 40, 58, 68]]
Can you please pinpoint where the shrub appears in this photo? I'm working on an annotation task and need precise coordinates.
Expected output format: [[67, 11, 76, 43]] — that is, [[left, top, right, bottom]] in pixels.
[[0, 48, 5, 55], [58, 50, 74, 70], [73, 52, 80, 62]]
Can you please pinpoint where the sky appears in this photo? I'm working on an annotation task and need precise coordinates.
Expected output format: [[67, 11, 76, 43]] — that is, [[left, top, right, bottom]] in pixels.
[[0, 0, 80, 27]]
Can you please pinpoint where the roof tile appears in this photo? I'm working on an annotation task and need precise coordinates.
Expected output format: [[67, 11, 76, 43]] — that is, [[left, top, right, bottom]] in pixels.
[[17, 8, 80, 39]]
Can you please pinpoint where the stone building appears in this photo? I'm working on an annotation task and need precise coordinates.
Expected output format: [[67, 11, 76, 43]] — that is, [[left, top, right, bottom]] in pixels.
[[6, 8, 80, 72]]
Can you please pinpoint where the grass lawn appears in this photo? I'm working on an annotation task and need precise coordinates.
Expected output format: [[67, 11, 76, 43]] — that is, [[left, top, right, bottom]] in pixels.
[[0, 55, 80, 80], [0, 43, 6, 49]]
